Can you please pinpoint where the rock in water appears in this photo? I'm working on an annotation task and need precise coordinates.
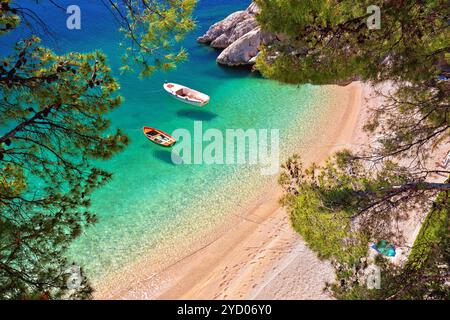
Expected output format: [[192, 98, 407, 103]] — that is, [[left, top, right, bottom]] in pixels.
[[211, 18, 258, 49], [198, 2, 270, 66], [197, 10, 251, 46], [217, 28, 273, 66]]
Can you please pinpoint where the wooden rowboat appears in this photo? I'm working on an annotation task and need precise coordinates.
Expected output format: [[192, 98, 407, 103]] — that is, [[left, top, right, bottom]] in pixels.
[[143, 126, 176, 147]]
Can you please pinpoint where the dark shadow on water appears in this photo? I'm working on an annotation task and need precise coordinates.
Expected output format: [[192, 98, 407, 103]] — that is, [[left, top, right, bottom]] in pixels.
[[218, 63, 262, 78], [176, 109, 218, 121], [153, 149, 177, 166], [153, 149, 184, 166], [202, 63, 263, 80]]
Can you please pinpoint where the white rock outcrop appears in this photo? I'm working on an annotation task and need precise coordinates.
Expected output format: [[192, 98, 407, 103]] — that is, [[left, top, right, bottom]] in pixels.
[[217, 28, 273, 66], [198, 2, 269, 66], [197, 10, 253, 47]]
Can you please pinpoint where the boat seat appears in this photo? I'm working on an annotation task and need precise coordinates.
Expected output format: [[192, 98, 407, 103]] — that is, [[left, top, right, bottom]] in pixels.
[[175, 89, 185, 96]]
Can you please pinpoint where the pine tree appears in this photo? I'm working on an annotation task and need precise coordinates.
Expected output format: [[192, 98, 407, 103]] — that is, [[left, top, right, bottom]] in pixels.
[[257, 0, 450, 299], [0, 0, 195, 299]]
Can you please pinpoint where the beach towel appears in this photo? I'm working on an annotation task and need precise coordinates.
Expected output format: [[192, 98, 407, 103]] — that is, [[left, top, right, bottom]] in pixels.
[[371, 240, 396, 257]]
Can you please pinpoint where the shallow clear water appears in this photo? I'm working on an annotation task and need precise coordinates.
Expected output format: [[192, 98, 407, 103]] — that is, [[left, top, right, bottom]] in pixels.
[[1, 1, 332, 282]]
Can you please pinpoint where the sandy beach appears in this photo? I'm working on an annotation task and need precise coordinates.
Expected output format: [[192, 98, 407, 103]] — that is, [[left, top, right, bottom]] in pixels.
[[155, 83, 365, 300], [93, 81, 372, 300], [2, 0, 447, 304], [99, 79, 447, 300], [98, 80, 446, 300]]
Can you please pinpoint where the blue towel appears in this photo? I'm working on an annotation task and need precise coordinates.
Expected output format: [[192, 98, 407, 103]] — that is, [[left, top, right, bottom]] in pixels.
[[371, 241, 396, 257]]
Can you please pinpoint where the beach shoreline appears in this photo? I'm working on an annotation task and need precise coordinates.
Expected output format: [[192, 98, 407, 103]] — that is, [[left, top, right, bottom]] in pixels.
[[93, 81, 369, 300], [156, 83, 365, 300]]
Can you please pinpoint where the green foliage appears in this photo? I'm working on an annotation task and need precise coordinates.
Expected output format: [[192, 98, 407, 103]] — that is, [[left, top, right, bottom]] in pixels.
[[262, 0, 450, 299], [115, 0, 196, 77], [333, 194, 449, 300], [407, 192, 449, 270], [0, 1, 20, 35], [280, 152, 413, 263], [0, 36, 128, 299], [0, 0, 196, 299], [280, 152, 449, 299], [256, 0, 449, 162], [286, 185, 368, 264], [255, 0, 450, 85], [364, 80, 450, 160]]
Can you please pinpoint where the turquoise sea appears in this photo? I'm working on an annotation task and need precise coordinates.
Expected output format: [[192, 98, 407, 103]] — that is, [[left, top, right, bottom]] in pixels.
[[1, 1, 334, 287]]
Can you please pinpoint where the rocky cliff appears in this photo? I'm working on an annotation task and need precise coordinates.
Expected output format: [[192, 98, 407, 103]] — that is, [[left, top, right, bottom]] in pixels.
[[198, 2, 272, 67]]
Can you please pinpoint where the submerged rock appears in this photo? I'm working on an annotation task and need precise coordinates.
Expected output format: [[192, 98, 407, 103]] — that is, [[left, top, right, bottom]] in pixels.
[[198, 2, 269, 66]]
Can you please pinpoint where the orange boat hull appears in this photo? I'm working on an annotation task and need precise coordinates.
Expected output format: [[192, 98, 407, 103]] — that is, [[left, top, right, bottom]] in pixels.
[[143, 127, 177, 147]]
